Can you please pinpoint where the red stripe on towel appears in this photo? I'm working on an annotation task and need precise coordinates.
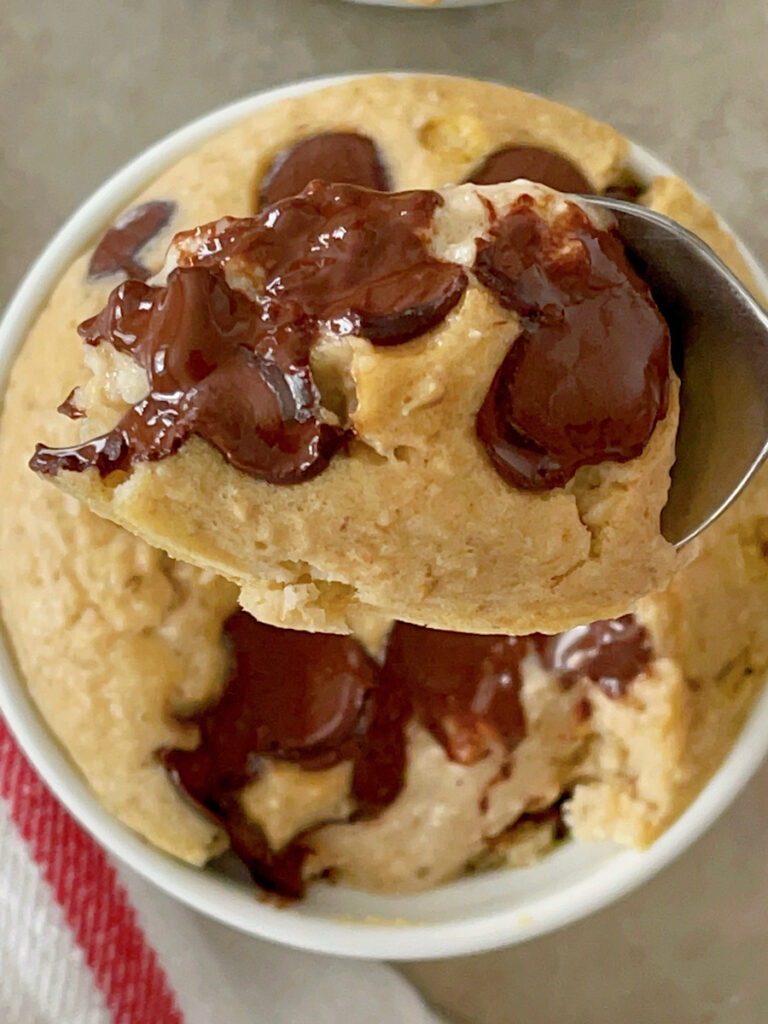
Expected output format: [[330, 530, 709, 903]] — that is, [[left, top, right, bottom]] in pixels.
[[0, 716, 184, 1024]]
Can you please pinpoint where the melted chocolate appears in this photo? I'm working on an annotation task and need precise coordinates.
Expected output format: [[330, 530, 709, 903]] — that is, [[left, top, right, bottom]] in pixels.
[[31, 183, 466, 480], [466, 146, 592, 194], [88, 200, 175, 281], [259, 132, 391, 209], [382, 623, 528, 765], [214, 802, 312, 899], [539, 614, 652, 698], [181, 183, 467, 345], [159, 617, 531, 896], [475, 195, 670, 489], [159, 611, 650, 898], [57, 388, 85, 420], [159, 612, 400, 898], [31, 268, 342, 482]]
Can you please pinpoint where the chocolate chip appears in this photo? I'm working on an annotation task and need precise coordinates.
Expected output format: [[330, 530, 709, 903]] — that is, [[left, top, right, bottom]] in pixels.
[[382, 623, 528, 766], [88, 200, 176, 281], [474, 195, 670, 490], [258, 132, 391, 209], [539, 615, 653, 698], [465, 145, 592, 193], [32, 269, 345, 483]]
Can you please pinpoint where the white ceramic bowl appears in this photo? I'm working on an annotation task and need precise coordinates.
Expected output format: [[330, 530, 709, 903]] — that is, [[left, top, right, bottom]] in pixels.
[[345, 1, 503, 8], [2, 73, 768, 962]]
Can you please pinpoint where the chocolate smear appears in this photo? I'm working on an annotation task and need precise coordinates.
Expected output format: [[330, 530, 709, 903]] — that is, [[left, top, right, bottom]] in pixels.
[[31, 268, 342, 482]]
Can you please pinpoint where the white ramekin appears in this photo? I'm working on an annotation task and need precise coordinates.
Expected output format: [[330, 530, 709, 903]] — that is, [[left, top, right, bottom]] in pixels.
[[344, 1, 503, 8], [1, 73, 767, 962]]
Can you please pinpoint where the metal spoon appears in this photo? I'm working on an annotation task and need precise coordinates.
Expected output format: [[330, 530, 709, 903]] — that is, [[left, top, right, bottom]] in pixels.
[[584, 195, 768, 547], [399, 202, 768, 1024]]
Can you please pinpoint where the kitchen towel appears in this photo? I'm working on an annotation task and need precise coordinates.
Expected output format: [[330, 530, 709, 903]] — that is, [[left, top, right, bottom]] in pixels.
[[0, 717, 441, 1024]]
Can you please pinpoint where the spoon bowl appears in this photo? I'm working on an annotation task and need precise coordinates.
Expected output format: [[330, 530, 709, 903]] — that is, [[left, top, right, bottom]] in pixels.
[[586, 195, 768, 548]]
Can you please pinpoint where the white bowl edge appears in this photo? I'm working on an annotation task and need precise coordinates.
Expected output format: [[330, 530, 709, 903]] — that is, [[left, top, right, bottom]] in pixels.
[[344, 0, 504, 8], [1, 72, 768, 961]]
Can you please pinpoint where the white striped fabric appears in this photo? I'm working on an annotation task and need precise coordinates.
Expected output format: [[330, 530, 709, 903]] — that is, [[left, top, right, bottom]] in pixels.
[[0, 801, 111, 1024]]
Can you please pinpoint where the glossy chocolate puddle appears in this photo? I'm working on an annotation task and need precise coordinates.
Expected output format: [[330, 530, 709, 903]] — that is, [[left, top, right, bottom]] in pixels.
[[32, 181, 668, 494], [31, 183, 467, 482]]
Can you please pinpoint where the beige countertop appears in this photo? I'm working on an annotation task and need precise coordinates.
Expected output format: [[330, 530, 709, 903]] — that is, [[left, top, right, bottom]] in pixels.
[[3, 1, 768, 1020]]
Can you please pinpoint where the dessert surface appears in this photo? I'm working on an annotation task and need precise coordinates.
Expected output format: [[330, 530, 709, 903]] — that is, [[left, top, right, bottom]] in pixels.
[[1, 76, 766, 899], [32, 176, 679, 637], [24, 75, 689, 637]]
